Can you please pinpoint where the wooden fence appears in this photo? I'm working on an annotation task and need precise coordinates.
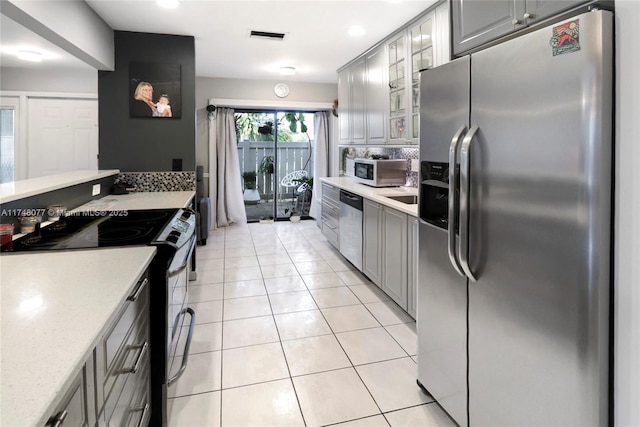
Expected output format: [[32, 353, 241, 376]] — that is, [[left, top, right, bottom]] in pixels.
[[237, 140, 314, 199]]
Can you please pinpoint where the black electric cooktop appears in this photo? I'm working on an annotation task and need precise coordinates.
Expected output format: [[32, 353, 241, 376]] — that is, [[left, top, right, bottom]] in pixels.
[[1, 209, 178, 252]]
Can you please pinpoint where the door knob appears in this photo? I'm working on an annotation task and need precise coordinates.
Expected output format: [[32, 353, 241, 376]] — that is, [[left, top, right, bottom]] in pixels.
[[523, 12, 535, 20], [512, 18, 521, 25]]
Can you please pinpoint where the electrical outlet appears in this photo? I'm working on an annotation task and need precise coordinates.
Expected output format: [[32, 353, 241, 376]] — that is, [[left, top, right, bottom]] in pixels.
[[92, 184, 101, 196], [411, 159, 419, 171]]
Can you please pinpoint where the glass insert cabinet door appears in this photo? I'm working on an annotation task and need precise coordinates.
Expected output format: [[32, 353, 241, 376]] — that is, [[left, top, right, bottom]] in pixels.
[[410, 15, 434, 140], [388, 34, 407, 141]]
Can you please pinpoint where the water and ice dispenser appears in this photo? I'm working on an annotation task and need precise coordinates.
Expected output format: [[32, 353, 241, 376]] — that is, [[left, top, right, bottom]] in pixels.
[[419, 161, 454, 230]]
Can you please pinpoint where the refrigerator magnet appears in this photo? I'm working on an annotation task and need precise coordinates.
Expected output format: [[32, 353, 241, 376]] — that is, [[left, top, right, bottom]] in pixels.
[[550, 19, 580, 56]]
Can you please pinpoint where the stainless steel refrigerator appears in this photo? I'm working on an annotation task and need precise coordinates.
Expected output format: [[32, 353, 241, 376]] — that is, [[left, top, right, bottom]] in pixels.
[[417, 10, 612, 426]]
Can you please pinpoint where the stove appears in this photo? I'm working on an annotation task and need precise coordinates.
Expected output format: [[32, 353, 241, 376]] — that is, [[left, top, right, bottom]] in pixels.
[[1, 209, 179, 252]]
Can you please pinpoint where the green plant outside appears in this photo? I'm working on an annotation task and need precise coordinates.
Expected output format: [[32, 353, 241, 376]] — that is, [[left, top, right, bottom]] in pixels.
[[242, 171, 257, 189], [235, 112, 307, 143], [258, 156, 274, 174]]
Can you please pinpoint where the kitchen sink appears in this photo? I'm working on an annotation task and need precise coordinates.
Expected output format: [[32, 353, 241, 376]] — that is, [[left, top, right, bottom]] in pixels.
[[385, 195, 418, 204]]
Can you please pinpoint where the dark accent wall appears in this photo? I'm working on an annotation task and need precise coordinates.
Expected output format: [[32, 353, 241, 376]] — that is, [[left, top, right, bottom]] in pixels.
[[98, 31, 196, 172]]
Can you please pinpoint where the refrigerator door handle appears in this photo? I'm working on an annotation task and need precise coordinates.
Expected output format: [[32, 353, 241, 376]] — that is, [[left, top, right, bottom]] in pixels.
[[447, 124, 467, 277], [459, 124, 479, 282]]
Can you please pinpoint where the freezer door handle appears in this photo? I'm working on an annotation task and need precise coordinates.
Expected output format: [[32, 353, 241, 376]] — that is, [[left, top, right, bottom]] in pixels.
[[447, 124, 467, 277], [459, 124, 478, 282]]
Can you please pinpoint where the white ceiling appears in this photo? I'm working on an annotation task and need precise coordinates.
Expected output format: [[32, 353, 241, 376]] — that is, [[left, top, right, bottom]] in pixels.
[[1, 0, 438, 83], [0, 14, 94, 69]]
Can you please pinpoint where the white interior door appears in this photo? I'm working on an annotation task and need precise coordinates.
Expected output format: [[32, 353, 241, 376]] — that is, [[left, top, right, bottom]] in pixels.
[[27, 98, 98, 178]]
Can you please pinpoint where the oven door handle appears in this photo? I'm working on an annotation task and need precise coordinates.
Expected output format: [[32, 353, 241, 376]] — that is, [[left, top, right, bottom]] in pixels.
[[167, 235, 196, 278], [168, 307, 196, 386]]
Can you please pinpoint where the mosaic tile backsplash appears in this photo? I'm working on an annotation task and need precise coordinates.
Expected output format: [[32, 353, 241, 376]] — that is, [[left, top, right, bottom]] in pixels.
[[340, 147, 419, 187], [115, 172, 195, 192]]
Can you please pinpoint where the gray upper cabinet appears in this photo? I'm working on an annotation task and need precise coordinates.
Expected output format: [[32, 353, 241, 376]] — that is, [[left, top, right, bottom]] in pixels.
[[338, 68, 351, 144], [351, 57, 367, 144], [387, 33, 408, 144], [452, 0, 591, 56], [339, 58, 366, 144], [452, 0, 524, 56], [366, 46, 388, 144], [524, 0, 590, 24], [339, 48, 387, 145], [338, 2, 449, 147]]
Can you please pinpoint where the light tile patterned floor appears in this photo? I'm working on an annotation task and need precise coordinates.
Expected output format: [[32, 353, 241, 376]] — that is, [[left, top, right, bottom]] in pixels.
[[168, 220, 456, 427]]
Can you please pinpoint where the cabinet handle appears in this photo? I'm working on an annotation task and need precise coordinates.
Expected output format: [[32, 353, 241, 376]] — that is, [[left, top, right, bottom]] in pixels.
[[127, 277, 148, 301], [512, 18, 521, 25], [46, 411, 67, 427], [133, 403, 150, 427], [523, 12, 534, 19], [121, 342, 148, 374]]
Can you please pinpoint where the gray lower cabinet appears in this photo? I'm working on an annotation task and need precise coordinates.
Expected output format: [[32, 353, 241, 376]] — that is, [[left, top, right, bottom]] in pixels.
[[44, 357, 96, 427], [407, 217, 418, 318], [96, 270, 151, 427], [363, 199, 416, 314], [452, 0, 590, 56], [321, 183, 340, 249], [363, 199, 383, 287], [44, 270, 150, 427], [382, 207, 408, 310], [327, 186, 418, 318]]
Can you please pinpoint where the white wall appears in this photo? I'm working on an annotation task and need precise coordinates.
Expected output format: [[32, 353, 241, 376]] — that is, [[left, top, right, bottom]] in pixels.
[[0, 67, 97, 93], [2, 0, 114, 70], [614, 1, 640, 425]]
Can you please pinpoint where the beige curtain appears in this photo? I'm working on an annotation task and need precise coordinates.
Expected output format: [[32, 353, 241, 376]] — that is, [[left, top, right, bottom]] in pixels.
[[309, 111, 330, 219], [211, 108, 246, 227]]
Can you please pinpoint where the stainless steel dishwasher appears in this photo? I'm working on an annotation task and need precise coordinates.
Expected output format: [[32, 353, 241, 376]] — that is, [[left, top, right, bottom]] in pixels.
[[339, 190, 363, 270]]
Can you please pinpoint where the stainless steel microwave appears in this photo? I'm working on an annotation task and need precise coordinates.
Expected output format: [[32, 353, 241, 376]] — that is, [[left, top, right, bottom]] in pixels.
[[353, 158, 407, 187]]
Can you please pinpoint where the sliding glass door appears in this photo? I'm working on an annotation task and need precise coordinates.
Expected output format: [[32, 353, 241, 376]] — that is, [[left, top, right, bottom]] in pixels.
[[235, 110, 315, 222]]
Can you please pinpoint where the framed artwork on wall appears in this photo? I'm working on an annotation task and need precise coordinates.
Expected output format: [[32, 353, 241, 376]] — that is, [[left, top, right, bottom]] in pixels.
[[129, 62, 181, 118]]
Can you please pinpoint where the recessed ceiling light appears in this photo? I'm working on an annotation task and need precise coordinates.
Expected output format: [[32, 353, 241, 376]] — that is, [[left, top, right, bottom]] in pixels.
[[348, 25, 365, 37], [17, 50, 43, 62], [156, 0, 179, 8], [280, 66, 296, 76]]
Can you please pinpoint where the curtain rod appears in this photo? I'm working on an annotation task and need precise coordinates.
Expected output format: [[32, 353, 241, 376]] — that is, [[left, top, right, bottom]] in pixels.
[[208, 98, 332, 111]]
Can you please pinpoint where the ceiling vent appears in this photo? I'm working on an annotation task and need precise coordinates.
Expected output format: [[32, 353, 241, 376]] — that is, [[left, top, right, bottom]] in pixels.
[[250, 30, 286, 41]]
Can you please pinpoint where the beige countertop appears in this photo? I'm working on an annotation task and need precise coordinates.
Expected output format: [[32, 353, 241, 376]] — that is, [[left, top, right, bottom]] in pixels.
[[320, 177, 418, 217], [0, 246, 157, 427], [0, 170, 120, 204], [71, 191, 195, 212]]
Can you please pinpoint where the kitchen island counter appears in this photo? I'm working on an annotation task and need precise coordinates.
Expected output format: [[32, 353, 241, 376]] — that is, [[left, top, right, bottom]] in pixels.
[[0, 170, 120, 204], [0, 246, 157, 427], [320, 177, 418, 217], [72, 190, 195, 212]]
